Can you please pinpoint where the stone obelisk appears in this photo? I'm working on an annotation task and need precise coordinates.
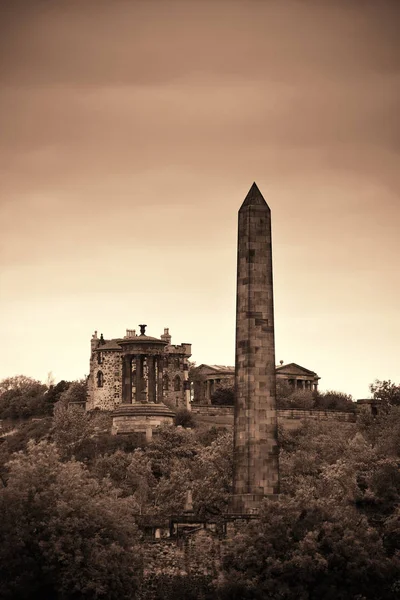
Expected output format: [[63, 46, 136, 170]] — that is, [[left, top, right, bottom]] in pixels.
[[231, 183, 280, 514]]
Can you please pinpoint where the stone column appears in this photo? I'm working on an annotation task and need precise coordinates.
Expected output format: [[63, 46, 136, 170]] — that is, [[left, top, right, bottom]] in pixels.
[[206, 380, 211, 404], [147, 355, 156, 403], [122, 354, 132, 404], [231, 183, 280, 514], [136, 355, 144, 403], [156, 355, 164, 403], [183, 361, 191, 410]]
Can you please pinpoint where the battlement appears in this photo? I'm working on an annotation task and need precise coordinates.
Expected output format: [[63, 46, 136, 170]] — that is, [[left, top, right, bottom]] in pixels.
[[165, 343, 192, 356]]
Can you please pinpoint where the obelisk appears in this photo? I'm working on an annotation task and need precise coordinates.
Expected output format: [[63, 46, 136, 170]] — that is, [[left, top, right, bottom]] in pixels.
[[231, 183, 280, 514]]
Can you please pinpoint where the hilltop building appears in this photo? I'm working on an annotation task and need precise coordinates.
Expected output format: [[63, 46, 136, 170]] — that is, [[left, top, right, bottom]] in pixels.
[[87, 327, 191, 412], [192, 362, 320, 404]]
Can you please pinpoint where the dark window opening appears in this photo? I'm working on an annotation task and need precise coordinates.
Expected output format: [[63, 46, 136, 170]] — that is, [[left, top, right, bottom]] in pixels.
[[163, 373, 169, 391], [174, 375, 181, 391], [97, 371, 104, 388]]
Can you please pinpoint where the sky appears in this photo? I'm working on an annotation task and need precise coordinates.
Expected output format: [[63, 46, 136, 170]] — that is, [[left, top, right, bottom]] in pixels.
[[0, 0, 399, 399]]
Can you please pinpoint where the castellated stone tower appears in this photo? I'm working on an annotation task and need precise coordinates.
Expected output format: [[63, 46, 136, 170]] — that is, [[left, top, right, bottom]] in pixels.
[[231, 183, 280, 514]]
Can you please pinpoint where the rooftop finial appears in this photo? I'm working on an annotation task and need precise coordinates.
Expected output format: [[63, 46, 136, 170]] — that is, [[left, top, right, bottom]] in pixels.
[[139, 324, 147, 336]]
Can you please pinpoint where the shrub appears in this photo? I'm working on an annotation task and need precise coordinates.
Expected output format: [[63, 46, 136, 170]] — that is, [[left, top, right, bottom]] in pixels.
[[174, 409, 197, 429]]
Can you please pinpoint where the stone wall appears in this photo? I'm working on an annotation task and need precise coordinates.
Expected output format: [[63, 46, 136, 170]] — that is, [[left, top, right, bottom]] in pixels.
[[191, 404, 357, 430], [87, 348, 122, 411], [163, 345, 191, 410]]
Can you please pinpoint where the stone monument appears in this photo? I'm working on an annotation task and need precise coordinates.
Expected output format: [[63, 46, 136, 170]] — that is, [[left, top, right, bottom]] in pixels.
[[231, 183, 280, 514], [111, 325, 175, 438]]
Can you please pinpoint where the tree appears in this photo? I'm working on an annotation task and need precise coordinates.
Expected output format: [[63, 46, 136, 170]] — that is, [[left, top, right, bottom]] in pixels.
[[0, 440, 142, 599], [0, 375, 48, 419], [211, 384, 235, 406], [275, 381, 315, 410], [276, 380, 294, 408], [370, 380, 400, 408], [188, 362, 206, 404], [146, 425, 198, 479], [285, 388, 315, 410], [52, 403, 95, 459], [219, 495, 399, 600], [0, 375, 44, 395], [57, 379, 88, 406], [44, 379, 71, 409], [174, 408, 197, 428], [191, 431, 233, 517], [314, 390, 355, 412]]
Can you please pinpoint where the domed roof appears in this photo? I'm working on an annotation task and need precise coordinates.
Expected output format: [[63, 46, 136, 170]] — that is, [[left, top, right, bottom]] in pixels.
[[118, 334, 167, 346]]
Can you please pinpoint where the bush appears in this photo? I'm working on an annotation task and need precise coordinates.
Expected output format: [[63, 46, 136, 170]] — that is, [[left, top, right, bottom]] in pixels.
[[315, 390, 355, 412], [174, 409, 197, 428], [211, 385, 234, 406], [0, 376, 48, 420]]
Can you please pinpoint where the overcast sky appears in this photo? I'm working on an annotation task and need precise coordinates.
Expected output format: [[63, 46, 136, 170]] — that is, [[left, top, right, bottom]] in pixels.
[[0, 0, 399, 398]]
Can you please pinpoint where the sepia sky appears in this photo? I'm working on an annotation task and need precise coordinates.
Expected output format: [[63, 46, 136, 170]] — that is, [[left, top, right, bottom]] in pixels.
[[0, 0, 399, 399]]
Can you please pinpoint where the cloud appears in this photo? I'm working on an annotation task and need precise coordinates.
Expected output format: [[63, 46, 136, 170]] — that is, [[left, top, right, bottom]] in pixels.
[[0, 0, 399, 397], [1, 0, 399, 87]]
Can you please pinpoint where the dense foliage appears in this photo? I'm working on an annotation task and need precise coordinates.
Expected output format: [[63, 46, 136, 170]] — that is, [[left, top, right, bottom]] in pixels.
[[220, 408, 400, 599], [276, 380, 356, 412], [1, 375, 400, 598], [211, 384, 235, 405], [204, 380, 356, 411], [370, 379, 400, 408], [0, 376, 87, 420], [0, 441, 142, 599]]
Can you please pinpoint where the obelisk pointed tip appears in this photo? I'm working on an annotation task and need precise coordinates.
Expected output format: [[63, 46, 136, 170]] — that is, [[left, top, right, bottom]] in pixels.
[[240, 182, 269, 210]]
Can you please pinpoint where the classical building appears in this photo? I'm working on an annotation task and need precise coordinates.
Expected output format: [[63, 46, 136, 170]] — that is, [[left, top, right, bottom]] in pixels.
[[192, 362, 320, 404], [192, 365, 235, 403], [87, 327, 192, 412], [275, 362, 320, 391]]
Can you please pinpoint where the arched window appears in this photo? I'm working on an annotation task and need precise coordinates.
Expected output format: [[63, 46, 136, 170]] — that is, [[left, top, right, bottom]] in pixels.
[[97, 371, 104, 388], [97, 352, 103, 365], [174, 375, 181, 392], [163, 373, 169, 391]]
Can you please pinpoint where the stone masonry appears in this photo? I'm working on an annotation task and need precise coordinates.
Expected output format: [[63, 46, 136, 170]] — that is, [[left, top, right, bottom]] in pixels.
[[231, 182, 280, 513], [87, 328, 191, 412]]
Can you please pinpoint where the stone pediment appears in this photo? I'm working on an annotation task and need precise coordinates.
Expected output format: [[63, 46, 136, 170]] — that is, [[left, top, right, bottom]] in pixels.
[[195, 364, 235, 376], [276, 363, 318, 377]]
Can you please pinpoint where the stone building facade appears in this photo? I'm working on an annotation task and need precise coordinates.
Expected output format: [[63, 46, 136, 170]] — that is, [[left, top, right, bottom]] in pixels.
[[87, 328, 192, 411], [275, 362, 320, 391], [192, 362, 320, 404]]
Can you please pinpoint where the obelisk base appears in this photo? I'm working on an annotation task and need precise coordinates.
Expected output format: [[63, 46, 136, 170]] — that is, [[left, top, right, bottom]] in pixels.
[[230, 493, 280, 515]]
